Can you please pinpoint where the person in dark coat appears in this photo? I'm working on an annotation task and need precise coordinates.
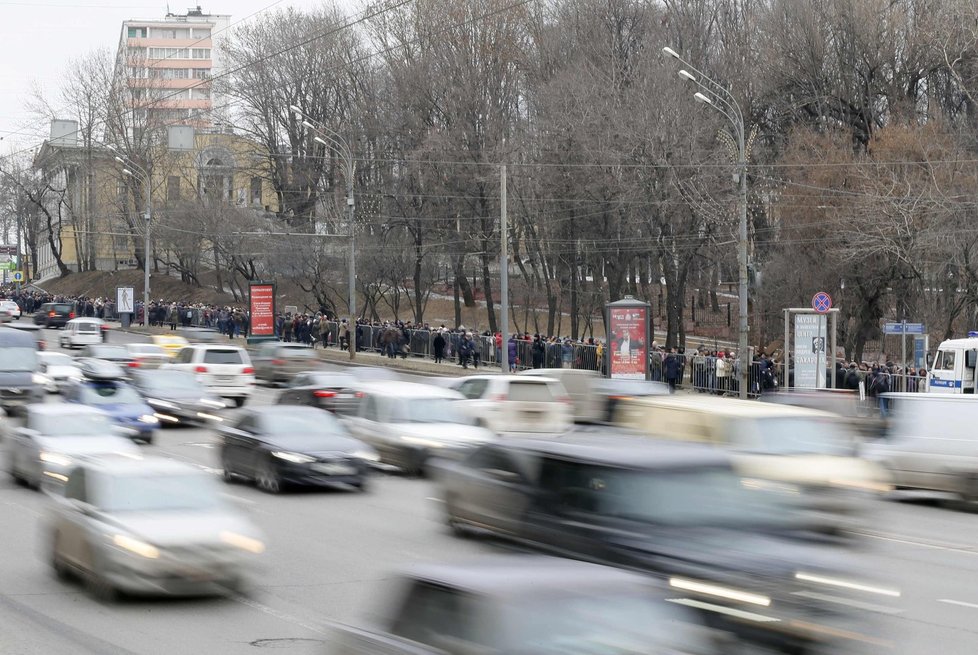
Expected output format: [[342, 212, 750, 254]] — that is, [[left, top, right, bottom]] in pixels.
[[507, 336, 518, 372], [433, 330, 446, 363], [664, 349, 682, 392]]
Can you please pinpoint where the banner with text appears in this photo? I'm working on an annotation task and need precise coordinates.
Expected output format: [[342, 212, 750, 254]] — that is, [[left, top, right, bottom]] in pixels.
[[609, 305, 648, 379], [249, 283, 276, 338], [794, 313, 827, 388]]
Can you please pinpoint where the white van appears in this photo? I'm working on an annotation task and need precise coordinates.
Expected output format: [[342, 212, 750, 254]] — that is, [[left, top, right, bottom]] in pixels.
[[929, 336, 978, 394], [59, 318, 105, 349]]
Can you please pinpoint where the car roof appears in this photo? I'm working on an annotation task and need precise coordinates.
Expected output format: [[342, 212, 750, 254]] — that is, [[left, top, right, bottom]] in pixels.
[[405, 555, 654, 597], [28, 403, 105, 417], [66, 317, 103, 324], [183, 343, 245, 351], [78, 454, 202, 477], [354, 380, 464, 399], [504, 431, 731, 469]]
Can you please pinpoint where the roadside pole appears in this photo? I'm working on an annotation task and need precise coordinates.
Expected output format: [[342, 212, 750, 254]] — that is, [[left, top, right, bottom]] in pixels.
[[500, 164, 508, 374]]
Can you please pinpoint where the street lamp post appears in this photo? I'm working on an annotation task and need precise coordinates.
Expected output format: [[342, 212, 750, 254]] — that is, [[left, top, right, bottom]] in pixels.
[[110, 149, 151, 327], [663, 47, 750, 399], [291, 105, 357, 361]]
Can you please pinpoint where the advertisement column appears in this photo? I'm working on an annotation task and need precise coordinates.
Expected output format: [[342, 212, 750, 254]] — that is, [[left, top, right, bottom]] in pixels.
[[249, 282, 276, 339], [607, 301, 650, 380]]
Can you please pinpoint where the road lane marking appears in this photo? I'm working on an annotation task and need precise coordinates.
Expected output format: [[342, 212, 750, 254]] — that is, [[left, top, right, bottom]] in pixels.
[[854, 531, 978, 556], [939, 599, 978, 610], [230, 593, 327, 635]]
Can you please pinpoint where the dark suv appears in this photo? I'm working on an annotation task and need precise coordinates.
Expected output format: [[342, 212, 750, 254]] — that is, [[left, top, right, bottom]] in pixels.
[[33, 302, 75, 328]]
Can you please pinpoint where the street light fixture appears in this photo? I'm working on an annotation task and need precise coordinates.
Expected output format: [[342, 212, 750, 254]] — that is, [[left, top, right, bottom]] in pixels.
[[111, 149, 152, 328], [664, 46, 751, 399], [291, 105, 358, 360]]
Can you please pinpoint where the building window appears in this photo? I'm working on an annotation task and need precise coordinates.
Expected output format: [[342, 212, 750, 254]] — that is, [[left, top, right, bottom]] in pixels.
[[193, 87, 210, 100], [167, 176, 181, 203], [192, 48, 210, 60], [250, 177, 263, 205], [193, 68, 210, 79], [127, 27, 147, 38], [150, 27, 189, 39], [191, 28, 211, 39], [149, 47, 189, 60]]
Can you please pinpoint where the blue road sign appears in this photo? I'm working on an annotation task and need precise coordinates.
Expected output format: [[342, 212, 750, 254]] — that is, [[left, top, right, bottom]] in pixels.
[[812, 291, 832, 313], [883, 322, 925, 335]]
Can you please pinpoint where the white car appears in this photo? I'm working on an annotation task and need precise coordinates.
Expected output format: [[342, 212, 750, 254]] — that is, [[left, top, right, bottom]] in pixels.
[[344, 381, 495, 475], [37, 351, 83, 393], [451, 375, 573, 434], [47, 456, 265, 599], [0, 300, 21, 320], [6, 404, 140, 491], [59, 318, 105, 349], [162, 344, 255, 407]]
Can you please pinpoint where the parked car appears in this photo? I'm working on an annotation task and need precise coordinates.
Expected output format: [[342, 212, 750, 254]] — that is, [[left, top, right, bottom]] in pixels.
[[435, 430, 895, 654], [344, 381, 495, 475], [33, 302, 75, 328], [161, 344, 255, 407], [252, 342, 318, 385], [46, 456, 265, 599], [219, 405, 378, 493], [125, 343, 169, 369], [59, 317, 105, 349], [0, 326, 45, 413], [129, 369, 226, 426], [5, 404, 139, 491], [330, 556, 716, 655], [0, 299, 22, 319], [450, 374, 573, 434], [276, 370, 360, 415], [36, 351, 83, 393], [62, 364, 159, 443]]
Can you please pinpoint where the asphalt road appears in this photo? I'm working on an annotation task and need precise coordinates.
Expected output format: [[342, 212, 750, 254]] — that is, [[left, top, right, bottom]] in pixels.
[[1, 323, 978, 654]]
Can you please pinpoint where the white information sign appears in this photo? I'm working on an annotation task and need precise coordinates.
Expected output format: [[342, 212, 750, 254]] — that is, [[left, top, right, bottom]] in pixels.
[[794, 314, 827, 388], [117, 287, 135, 314]]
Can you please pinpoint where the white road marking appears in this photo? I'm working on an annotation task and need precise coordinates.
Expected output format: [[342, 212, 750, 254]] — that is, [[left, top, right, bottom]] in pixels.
[[854, 531, 978, 556], [230, 593, 327, 635], [938, 599, 978, 610]]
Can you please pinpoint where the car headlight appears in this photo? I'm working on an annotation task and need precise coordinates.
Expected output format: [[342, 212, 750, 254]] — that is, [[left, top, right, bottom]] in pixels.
[[32, 373, 48, 385], [271, 451, 316, 464], [146, 398, 177, 409], [795, 572, 901, 597], [40, 451, 73, 467], [112, 534, 160, 559], [669, 577, 771, 606], [138, 414, 159, 424], [352, 449, 380, 462], [220, 531, 266, 554], [400, 436, 444, 449]]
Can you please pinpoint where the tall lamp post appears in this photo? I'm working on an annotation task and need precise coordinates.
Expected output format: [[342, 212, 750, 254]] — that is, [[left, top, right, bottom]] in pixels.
[[109, 146, 151, 327], [290, 105, 357, 361], [663, 46, 750, 399]]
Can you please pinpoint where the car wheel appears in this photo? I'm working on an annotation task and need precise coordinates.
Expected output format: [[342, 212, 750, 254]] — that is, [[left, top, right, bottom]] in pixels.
[[84, 556, 118, 602], [256, 459, 282, 494], [444, 496, 468, 538], [353, 477, 369, 493], [221, 453, 237, 484], [233, 397, 247, 409]]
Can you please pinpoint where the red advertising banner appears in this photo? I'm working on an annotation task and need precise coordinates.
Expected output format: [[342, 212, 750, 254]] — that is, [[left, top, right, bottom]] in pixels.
[[609, 306, 647, 379], [249, 283, 275, 337]]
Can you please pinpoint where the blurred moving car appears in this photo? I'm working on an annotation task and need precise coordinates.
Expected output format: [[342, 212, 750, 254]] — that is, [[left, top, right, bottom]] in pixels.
[[162, 344, 255, 408], [451, 374, 573, 434], [0, 299, 22, 319], [5, 404, 139, 490], [129, 369, 226, 426], [151, 334, 190, 358], [125, 343, 169, 369], [5, 322, 47, 351], [46, 456, 265, 600], [348, 366, 401, 382], [219, 405, 378, 493], [591, 378, 670, 423], [345, 381, 495, 475], [79, 343, 135, 368], [518, 368, 604, 423], [0, 305, 13, 323], [36, 351, 83, 393], [59, 317, 105, 349], [0, 326, 45, 414], [276, 370, 360, 416], [63, 361, 158, 443], [436, 431, 897, 654], [252, 342, 318, 386], [331, 555, 716, 655], [33, 302, 75, 328]]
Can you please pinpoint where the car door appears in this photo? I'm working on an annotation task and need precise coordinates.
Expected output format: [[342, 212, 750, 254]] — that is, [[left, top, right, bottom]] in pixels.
[[56, 467, 92, 569], [453, 446, 532, 536], [221, 414, 256, 477], [253, 343, 273, 381], [279, 374, 307, 405]]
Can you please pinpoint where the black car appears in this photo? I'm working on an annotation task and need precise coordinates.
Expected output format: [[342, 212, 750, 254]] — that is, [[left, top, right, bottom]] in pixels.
[[218, 405, 379, 493], [33, 302, 75, 328], [435, 428, 894, 654], [276, 370, 360, 416], [129, 369, 227, 426]]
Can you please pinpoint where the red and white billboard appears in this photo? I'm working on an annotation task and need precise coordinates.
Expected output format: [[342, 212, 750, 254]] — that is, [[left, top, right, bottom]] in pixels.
[[609, 305, 647, 379], [249, 283, 275, 338]]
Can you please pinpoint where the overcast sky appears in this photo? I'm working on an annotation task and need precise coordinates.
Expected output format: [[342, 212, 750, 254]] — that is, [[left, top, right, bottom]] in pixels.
[[0, 0, 347, 156]]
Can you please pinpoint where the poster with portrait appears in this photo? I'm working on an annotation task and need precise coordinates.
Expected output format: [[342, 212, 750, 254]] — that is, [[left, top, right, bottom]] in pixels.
[[609, 305, 648, 379]]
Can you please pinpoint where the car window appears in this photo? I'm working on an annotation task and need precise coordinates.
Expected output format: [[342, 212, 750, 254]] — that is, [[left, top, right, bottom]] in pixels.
[[257, 343, 274, 357], [32, 411, 115, 436], [508, 381, 556, 402], [389, 398, 472, 424], [78, 383, 143, 405], [64, 467, 88, 502], [260, 410, 345, 438], [176, 347, 194, 364], [278, 346, 315, 358], [290, 374, 308, 387], [390, 583, 482, 648], [0, 346, 36, 372], [458, 379, 488, 399], [94, 473, 222, 512], [361, 395, 379, 421], [235, 415, 255, 432], [466, 446, 523, 478], [203, 349, 244, 365]]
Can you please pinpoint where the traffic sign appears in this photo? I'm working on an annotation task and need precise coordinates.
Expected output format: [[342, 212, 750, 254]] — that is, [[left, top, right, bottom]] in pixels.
[[812, 291, 832, 313], [11, 271, 24, 282], [883, 322, 925, 335]]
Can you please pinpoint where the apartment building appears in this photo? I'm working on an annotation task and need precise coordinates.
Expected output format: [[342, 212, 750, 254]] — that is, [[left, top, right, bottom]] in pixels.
[[116, 6, 230, 129]]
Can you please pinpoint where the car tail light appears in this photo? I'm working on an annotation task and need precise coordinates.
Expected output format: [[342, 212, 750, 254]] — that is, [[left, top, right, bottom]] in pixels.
[[48, 311, 55, 317], [127, 360, 141, 368], [354, 391, 364, 399], [314, 390, 336, 398], [195, 365, 208, 373], [69, 312, 75, 319], [242, 367, 255, 375], [271, 359, 285, 366], [492, 393, 508, 402]]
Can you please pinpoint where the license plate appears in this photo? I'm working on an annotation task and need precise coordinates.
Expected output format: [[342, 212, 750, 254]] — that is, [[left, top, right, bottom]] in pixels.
[[217, 376, 235, 383], [337, 393, 353, 399], [312, 463, 356, 476]]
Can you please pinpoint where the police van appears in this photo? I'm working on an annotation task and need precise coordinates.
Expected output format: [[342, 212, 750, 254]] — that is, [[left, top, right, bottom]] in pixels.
[[928, 333, 978, 394]]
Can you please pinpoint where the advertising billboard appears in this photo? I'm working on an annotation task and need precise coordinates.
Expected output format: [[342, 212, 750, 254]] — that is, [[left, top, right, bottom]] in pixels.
[[249, 282, 276, 338], [608, 304, 649, 379]]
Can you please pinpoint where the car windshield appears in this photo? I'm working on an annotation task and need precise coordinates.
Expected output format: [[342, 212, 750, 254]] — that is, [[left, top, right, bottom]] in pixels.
[[203, 349, 244, 364], [303, 373, 356, 388], [278, 347, 315, 358], [140, 371, 203, 392], [259, 410, 345, 437], [89, 346, 128, 359], [508, 381, 556, 402], [96, 473, 222, 512], [33, 411, 114, 436], [42, 353, 74, 367], [553, 465, 794, 528], [1, 346, 37, 372], [78, 383, 144, 405], [501, 592, 699, 653], [733, 417, 855, 456], [390, 398, 472, 424], [130, 345, 164, 355]]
